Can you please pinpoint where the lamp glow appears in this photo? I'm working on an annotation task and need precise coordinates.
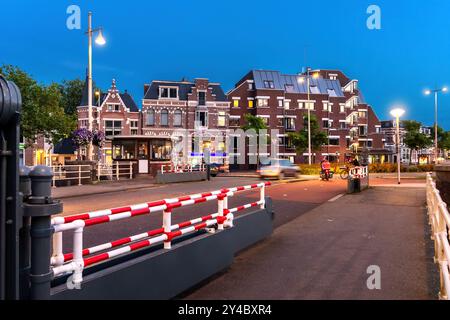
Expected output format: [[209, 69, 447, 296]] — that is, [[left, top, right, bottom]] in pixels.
[[443, 87, 448, 93], [425, 90, 431, 95], [95, 30, 106, 45], [312, 73, 319, 79], [298, 77, 305, 83], [390, 108, 405, 118]]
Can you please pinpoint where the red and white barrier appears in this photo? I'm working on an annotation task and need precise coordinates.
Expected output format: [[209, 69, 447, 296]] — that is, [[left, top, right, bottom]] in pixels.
[[51, 182, 270, 284], [349, 166, 368, 179]]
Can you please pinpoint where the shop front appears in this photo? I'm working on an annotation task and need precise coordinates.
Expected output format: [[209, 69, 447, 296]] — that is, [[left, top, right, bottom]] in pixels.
[[111, 136, 172, 175]]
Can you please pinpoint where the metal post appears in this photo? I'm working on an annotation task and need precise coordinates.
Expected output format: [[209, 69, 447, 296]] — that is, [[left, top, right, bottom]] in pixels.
[[217, 194, 225, 230], [307, 70, 312, 165], [163, 207, 172, 249], [25, 166, 63, 300], [396, 116, 401, 185], [435, 91, 439, 164], [19, 166, 31, 299], [78, 165, 82, 186], [129, 162, 132, 179], [260, 184, 265, 209], [116, 161, 119, 180]]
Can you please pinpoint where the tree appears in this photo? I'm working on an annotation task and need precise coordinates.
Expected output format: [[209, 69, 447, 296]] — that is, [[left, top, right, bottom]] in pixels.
[[59, 79, 85, 115], [241, 113, 268, 167], [431, 126, 450, 159], [288, 114, 328, 159], [0, 64, 77, 146], [402, 120, 432, 164]]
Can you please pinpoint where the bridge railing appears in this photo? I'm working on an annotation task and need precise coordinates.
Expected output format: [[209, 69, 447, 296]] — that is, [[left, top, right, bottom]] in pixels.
[[50, 181, 270, 286], [426, 173, 450, 300]]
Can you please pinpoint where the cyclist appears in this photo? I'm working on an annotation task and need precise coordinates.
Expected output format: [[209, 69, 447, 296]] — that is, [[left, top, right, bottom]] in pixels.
[[320, 157, 332, 180]]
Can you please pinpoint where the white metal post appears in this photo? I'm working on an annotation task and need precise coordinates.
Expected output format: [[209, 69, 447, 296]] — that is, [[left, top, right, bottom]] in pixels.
[[396, 116, 401, 185], [217, 194, 225, 230], [51, 232, 64, 267], [129, 162, 132, 179], [87, 11, 93, 161], [163, 208, 172, 249], [72, 221, 85, 287], [260, 184, 266, 209], [78, 165, 82, 186], [116, 161, 119, 180]]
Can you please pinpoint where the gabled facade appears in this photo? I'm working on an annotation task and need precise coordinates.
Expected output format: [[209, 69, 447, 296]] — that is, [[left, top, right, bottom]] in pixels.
[[227, 69, 391, 168], [141, 78, 230, 165], [77, 78, 140, 163]]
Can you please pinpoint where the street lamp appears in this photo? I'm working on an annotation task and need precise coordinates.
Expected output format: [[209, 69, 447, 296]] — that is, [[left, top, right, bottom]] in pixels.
[[298, 69, 319, 165], [390, 107, 405, 184], [425, 86, 447, 164], [86, 11, 106, 160]]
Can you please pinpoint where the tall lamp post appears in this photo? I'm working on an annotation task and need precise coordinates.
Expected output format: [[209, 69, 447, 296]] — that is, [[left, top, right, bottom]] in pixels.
[[425, 87, 447, 164], [86, 11, 106, 160], [390, 107, 405, 185], [298, 68, 319, 165]]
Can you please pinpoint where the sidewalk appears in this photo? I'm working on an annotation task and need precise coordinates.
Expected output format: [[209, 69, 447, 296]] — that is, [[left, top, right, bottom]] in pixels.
[[52, 176, 159, 199], [185, 184, 439, 300]]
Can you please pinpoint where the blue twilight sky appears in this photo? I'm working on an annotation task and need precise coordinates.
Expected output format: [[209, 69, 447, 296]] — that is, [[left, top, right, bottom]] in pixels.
[[1, 0, 450, 128]]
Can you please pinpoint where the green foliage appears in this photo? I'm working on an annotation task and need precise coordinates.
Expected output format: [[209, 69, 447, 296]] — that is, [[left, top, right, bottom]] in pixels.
[[0, 64, 77, 146], [401, 120, 432, 164], [369, 163, 434, 173], [59, 79, 85, 115], [289, 114, 328, 154], [241, 113, 268, 132]]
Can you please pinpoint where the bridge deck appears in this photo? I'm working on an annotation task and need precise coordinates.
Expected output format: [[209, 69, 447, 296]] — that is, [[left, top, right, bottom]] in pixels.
[[184, 185, 439, 300]]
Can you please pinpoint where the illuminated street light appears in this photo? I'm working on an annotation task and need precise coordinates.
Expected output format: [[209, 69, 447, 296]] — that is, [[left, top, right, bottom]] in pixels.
[[390, 107, 405, 184], [424, 86, 447, 164]]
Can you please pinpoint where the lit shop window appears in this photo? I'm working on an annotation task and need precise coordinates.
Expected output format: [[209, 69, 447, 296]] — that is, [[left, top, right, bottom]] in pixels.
[[233, 100, 239, 108], [217, 111, 226, 127], [248, 100, 254, 108]]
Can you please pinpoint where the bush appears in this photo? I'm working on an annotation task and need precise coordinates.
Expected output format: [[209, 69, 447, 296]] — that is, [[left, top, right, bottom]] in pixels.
[[369, 163, 434, 173]]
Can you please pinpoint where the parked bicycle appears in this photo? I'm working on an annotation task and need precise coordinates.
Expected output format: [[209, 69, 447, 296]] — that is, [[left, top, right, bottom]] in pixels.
[[338, 165, 350, 180]]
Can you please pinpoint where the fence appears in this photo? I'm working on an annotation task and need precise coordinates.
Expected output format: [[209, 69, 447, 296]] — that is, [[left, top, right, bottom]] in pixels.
[[51, 164, 91, 187], [161, 163, 205, 174], [426, 173, 450, 300], [49, 181, 270, 286], [97, 161, 133, 181], [50, 162, 134, 187]]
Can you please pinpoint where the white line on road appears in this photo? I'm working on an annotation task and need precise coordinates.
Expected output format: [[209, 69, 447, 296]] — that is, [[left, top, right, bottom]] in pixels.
[[328, 194, 345, 202]]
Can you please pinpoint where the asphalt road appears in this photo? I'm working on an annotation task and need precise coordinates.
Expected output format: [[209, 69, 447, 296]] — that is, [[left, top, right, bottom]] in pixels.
[[58, 176, 348, 251]]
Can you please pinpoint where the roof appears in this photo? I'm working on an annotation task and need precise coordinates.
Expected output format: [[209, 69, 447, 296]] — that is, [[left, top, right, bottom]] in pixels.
[[250, 70, 345, 97], [53, 138, 76, 155], [143, 80, 227, 101], [119, 92, 139, 112]]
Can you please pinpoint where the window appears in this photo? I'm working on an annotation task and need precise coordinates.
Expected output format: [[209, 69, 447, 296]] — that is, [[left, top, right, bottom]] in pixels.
[[198, 91, 206, 106], [323, 120, 330, 128], [151, 139, 172, 161], [248, 82, 254, 90], [130, 120, 138, 135], [358, 125, 368, 136], [233, 100, 239, 108], [217, 111, 226, 127], [358, 111, 367, 118], [367, 140, 373, 148], [298, 102, 303, 109], [340, 104, 345, 113], [278, 99, 283, 107], [327, 89, 338, 97], [329, 138, 340, 146], [174, 110, 182, 127], [323, 102, 328, 111], [263, 80, 274, 89], [79, 120, 88, 128], [284, 118, 295, 131], [284, 101, 290, 110], [160, 109, 169, 126], [195, 111, 208, 127], [305, 102, 314, 110], [146, 109, 155, 126], [376, 127, 381, 133], [257, 99, 268, 107], [229, 117, 240, 127], [248, 100, 254, 108], [340, 122, 348, 129], [107, 104, 119, 112], [285, 84, 295, 93], [113, 140, 136, 160], [160, 87, 178, 99], [105, 120, 122, 136]]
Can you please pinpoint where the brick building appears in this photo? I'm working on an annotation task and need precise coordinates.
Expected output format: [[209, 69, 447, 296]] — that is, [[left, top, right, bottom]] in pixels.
[[227, 69, 391, 168], [140, 78, 230, 168], [77, 78, 140, 163]]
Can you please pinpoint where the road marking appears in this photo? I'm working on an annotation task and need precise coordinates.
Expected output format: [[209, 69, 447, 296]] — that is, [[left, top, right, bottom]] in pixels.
[[328, 193, 345, 202]]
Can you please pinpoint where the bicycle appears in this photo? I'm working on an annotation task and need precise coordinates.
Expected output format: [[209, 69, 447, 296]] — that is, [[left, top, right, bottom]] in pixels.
[[338, 165, 350, 180]]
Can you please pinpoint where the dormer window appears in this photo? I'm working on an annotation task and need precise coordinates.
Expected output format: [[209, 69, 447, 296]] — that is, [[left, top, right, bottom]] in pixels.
[[263, 80, 275, 89], [159, 87, 178, 99]]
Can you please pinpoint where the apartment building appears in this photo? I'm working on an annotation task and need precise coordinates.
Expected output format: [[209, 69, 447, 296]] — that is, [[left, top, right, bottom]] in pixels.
[[227, 69, 391, 169]]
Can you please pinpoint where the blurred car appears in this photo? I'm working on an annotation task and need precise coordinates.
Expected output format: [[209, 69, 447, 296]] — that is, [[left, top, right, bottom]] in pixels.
[[209, 163, 229, 177], [257, 159, 300, 180]]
